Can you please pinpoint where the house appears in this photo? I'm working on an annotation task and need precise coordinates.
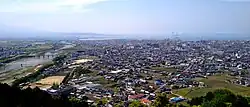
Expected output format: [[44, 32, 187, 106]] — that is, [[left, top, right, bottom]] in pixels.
[[160, 87, 172, 93], [58, 86, 77, 96], [169, 96, 185, 103], [155, 79, 164, 85], [128, 94, 145, 100], [140, 98, 151, 105]]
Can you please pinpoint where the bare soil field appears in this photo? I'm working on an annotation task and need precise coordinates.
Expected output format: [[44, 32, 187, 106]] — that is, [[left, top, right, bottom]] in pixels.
[[29, 76, 65, 89]]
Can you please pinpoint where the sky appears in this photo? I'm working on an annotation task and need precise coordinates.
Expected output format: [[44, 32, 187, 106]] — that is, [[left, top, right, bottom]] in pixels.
[[0, 0, 250, 35]]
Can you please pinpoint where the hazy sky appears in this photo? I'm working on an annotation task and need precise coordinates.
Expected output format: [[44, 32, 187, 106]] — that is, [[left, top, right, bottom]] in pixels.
[[0, 0, 250, 34]]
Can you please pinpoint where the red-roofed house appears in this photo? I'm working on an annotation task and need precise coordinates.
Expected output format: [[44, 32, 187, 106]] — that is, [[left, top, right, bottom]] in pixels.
[[128, 94, 145, 100], [140, 98, 151, 105]]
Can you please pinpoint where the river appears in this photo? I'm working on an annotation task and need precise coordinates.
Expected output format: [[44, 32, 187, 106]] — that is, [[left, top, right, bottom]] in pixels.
[[0, 56, 53, 73], [0, 43, 75, 73]]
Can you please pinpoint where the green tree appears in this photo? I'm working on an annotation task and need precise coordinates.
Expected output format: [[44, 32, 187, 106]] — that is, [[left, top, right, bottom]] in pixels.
[[53, 55, 67, 65], [129, 101, 146, 107], [69, 97, 89, 107], [232, 95, 249, 107], [204, 92, 214, 101], [152, 93, 170, 107], [97, 98, 109, 106], [74, 66, 92, 77], [114, 101, 124, 107], [191, 89, 250, 107], [0, 83, 89, 107], [188, 97, 204, 106], [51, 82, 59, 89], [201, 96, 227, 107]]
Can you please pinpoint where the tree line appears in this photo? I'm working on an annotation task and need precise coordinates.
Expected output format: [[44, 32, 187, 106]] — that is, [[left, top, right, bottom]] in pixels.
[[0, 83, 89, 107], [2, 82, 250, 107], [188, 89, 250, 107]]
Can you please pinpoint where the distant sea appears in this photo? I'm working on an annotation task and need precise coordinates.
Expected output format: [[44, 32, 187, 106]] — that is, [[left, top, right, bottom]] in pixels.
[[179, 33, 250, 41], [0, 32, 249, 41], [79, 33, 250, 41]]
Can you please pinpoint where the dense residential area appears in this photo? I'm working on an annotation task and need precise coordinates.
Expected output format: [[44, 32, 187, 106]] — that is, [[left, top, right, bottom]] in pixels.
[[1, 39, 250, 107], [0, 0, 250, 106]]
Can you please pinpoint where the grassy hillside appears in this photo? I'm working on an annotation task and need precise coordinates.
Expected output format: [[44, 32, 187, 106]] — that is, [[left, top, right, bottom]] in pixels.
[[173, 74, 250, 98]]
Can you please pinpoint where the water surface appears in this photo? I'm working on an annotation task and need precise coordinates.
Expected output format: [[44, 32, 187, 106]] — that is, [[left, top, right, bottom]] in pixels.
[[0, 56, 52, 73]]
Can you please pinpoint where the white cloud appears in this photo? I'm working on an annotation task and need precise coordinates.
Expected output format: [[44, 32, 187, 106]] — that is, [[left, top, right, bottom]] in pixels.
[[0, 0, 108, 13]]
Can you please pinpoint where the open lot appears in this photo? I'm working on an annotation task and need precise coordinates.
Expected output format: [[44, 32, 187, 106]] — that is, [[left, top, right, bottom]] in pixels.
[[29, 76, 65, 89], [74, 59, 93, 64], [173, 74, 250, 98]]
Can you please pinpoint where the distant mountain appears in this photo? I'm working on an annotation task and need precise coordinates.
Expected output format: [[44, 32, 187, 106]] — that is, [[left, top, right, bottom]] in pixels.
[[0, 25, 249, 40], [0, 25, 72, 40], [0, 24, 115, 40], [0, 29, 114, 40], [60, 32, 105, 36], [0, 24, 45, 39]]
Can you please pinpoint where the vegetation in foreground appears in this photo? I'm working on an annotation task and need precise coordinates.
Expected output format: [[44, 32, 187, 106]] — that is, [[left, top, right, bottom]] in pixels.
[[1, 82, 250, 107], [188, 89, 250, 107], [0, 83, 88, 107], [128, 89, 250, 107]]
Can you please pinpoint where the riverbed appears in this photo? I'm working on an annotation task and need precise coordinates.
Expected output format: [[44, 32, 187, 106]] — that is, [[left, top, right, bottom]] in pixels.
[[0, 43, 75, 84], [0, 56, 53, 73], [0, 43, 75, 73]]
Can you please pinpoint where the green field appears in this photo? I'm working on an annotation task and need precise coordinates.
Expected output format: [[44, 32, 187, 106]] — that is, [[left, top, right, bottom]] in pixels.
[[24, 45, 53, 53], [173, 74, 250, 98]]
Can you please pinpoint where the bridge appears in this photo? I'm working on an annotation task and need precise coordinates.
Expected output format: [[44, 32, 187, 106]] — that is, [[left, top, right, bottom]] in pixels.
[[31, 52, 58, 59], [37, 54, 56, 59]]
